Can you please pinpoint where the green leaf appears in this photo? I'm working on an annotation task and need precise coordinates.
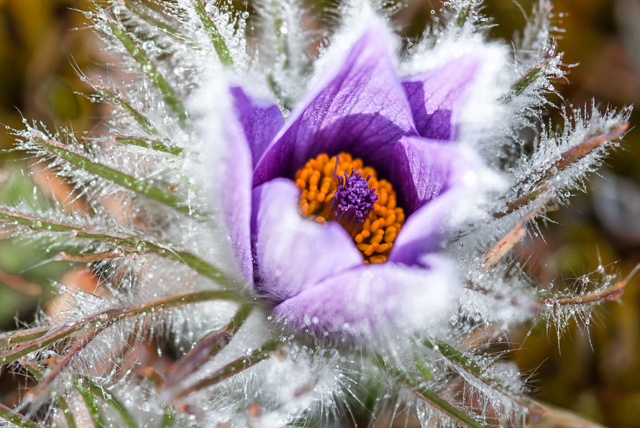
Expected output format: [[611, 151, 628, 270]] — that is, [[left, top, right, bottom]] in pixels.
[[413, 348, 434, 381], [32, 136, 195, 216], [114, 135, 183, 156], [122, 0, 193, 45], [373, 354, 484, 428], [504, 59, 551, 101], [0, 403, 42, 428], [0, 209, 231, 283], [94, 84, 159, 136], [76, 381, 106, 428], [0, 289, 241, 366], [106, 16, 190, 126], [190, 0, 233, 66], [82, 376, 138, 428]]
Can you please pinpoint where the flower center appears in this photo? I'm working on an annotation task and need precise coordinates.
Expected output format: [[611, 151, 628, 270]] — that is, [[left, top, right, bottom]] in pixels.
[[294, 152, 406, 264]]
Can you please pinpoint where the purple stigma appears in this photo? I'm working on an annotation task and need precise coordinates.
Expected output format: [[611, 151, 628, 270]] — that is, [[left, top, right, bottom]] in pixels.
[[329, 168, 378, 235]]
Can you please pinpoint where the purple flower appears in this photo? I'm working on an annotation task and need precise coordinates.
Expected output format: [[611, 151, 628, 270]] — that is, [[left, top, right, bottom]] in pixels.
[[220, 22, 485, 336]]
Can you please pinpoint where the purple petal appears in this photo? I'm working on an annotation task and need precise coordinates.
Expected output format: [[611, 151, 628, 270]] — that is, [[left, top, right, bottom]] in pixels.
[[230, 86, 285, 167], [252, 178, 363, 304], [273, 255, 460, 336], [389, 136, 479, 266], [402, 55, 480, 140], [219, 116, 254, 283], [253, 24, 417, 187]]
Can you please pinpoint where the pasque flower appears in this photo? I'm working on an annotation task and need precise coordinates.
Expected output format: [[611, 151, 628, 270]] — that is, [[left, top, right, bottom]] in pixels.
[[221, 21, 486, 336]]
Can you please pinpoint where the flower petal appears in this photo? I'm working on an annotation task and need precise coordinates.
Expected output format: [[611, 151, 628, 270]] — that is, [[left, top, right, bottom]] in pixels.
[[219, 113, 254, 283], [253, 23, 417, 187], [402, 55, 480, 141], [230, 86, 285, 167], [389, 136, 479, 265], [252, 178, 363, 304], [273, 255, 460, 337]]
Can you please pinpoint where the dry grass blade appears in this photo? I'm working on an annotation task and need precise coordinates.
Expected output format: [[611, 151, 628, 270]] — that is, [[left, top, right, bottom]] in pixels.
[[483, 210, 538, 270], [163, 303, 253, 389], [494, 184, 550, 219], [0, 290, 240, 366], [53, 251, 128, 262], [424, 339, 545, 423], [0, 268, 43, 297], [172, 339, 280, 401], [24, 326, 107, 402], [533, 122, 629, 188]]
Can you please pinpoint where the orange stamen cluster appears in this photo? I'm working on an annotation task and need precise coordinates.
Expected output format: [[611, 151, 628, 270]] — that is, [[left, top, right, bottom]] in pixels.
[[294, 152, 406, 264]]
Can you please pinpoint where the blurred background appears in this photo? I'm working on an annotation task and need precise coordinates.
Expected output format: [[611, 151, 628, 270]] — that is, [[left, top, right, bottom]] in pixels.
[[0, 0, 639, 426]]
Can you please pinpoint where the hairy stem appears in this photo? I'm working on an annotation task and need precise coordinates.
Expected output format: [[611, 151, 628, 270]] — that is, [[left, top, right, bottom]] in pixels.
[[173, 338, 280, 400], [493, 184, 550, 219], [532, 122, 629, 188], [106, 15, 190, 126], [191, 0, 233, 66], [538, 280, 627, 307], [121, 0, 192, 44], [423, 339, 545, 423], [373, 354, 484, 428], [93, 84, 158, 136], [114, 135, 183, 157], [504, 58, 551, 101], [22, 363, 77, 428], [164, 303, 254, 388], [76, 381, 106, 428], [31, 137, 194, 216], [82, 376, 138, 428], [0, 403, 41, 428], [26, 326, 107, 401], [0, 290, 241, 366], [0, 327, 49, 350], [0, 209, 229, 283]]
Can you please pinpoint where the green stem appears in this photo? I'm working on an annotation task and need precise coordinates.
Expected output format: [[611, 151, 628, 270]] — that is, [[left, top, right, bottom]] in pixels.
[[373, 354, 484, 428], [173, 338, 280, 400], [160, 407, 175, 428], [76, 381, 106, 428], [0, 209, 229, 283], [121, 0, 193, 45], [32, 137, 194, 216], [190, 0, 233, 66], [532, 122, 629, 188], [0, 290, 241, 366], [106, 16, 190, 126], [22, 363, 77, 428], [114, 136, 183, 156], [26, 326, 107, 401], [0, 403, 41, 428], [493, 184, 550, 219], [423, 339, 544, 423], [504, 59, 551, 102], [164, 303, 253, 387], [0, 327, 49, 349], [83, 377, 138, 428], [94, 84, 158, 136]]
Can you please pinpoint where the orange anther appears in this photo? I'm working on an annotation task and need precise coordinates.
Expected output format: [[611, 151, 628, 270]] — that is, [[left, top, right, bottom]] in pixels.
[[385, 213, 396, 227], [294, 152, 405, 264], [357, 243, 369, 252]]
